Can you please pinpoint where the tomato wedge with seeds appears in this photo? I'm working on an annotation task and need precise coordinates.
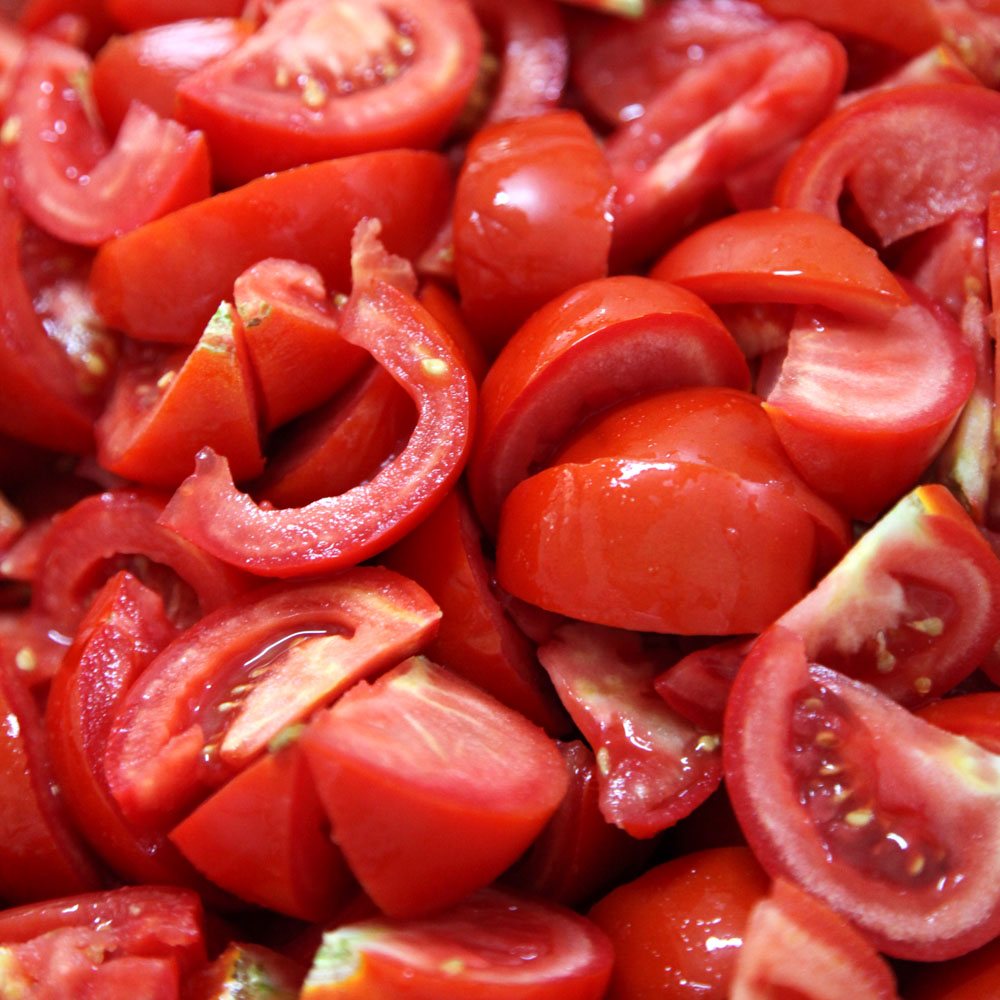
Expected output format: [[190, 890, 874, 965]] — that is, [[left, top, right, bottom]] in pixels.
[[175, 0, 482, 185], [724, 622, 1000, 960], [104, 566, 441, 830]]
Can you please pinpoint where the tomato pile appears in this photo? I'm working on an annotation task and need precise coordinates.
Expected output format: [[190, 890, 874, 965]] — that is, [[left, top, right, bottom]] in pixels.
[[4, 0, 1000, 996]]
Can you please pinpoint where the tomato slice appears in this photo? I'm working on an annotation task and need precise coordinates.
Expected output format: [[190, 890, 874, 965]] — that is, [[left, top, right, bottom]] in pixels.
[[89, 148, 452, 344], [468, 275, 751, 534], [161, 223, 476, 578], [300, 886, 614, 999], [175, 0, 482, 185], [650, 208, 911, 324], [105, 0, 244, 32], [776, 83, 1000, 247], [724, 623, 1000, 960], [104, 566, 441, 829], [537, 623, 723, 837], [3, 36, 211, 246]]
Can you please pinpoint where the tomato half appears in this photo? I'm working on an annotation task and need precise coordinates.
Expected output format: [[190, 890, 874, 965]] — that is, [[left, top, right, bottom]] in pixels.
[[175, 0, 482, 184]]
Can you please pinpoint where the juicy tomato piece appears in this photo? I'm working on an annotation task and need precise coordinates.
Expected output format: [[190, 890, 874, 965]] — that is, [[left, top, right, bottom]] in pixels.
[[175, 0, 482, 185], [917, 691, 1000, 754], [96, 302, 265, 488], [901, 931, 1000, 1000], [104, 567, 441, 830], [161, 223, 476, 578], [16, 0, 116, 52], [380, 485, 570, 734], [723, 622, 1000, 960], [232, 258, 368, 432], [105, 0, 244, 31], [44, 571, 204, 889], [416, 279, 490, 384], [469, 275, 751, 534], [301, 887, 613, 999], [90, 148, 452, 344], [3, 36, 210, 246], [302, 656, 568, 917], [504, 740, 656, 908], [186, 942, 305, 1000], [606, 20, 847, 267], [764, 293, 976, 521], [730, 878, 899, 1000], [253, 362, 416, 510], [30, 488, 250, 637], [588, 847, 769, 1000], [467, 0, 568, 125], [775, 83, 1000, 247], [569, 0, 774, 126], [452, 109, 614, 354], [169, 738, 354, 922], [92, 16, 255, 135], [651, 208, 911, 324]]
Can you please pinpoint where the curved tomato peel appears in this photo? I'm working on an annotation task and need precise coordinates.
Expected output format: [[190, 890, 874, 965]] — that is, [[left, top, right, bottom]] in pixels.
[[724, 622, 1000, 960], [161, 227, 476, 578]]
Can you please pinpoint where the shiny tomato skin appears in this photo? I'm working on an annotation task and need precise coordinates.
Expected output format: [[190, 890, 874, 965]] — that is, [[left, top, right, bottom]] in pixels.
[[917, 692, 1000, 755], [588, 847, 769, 1000], [175, 0, 482, 185], [453, 109, 614, 354], [105, 0, 244, 31]]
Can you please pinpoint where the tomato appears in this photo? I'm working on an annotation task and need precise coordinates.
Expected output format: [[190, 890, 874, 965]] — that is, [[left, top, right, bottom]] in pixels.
[[588, 847, 769, 1000], [92, 16, 255, 135], [452, 110, 614, 354], [175, 0, 483, 185], [916, 692, 1000, 754], [468, 275, 751, 534], [161, 223, 476, 578], [901, 933, 1000, 1000], [302, 656, 568, 917], [300, 886, 614, 999], [186, 942, 306, 1000], [650, 207, 911, 324], [723, 622, 1000, 960], [775, 83, 1000, 247], [730, 878, 899, 1000], [2, 35, 211, 246], [105, 0, 244, 31], [90, 148, 452, 344], [104, 567, 441, 830]]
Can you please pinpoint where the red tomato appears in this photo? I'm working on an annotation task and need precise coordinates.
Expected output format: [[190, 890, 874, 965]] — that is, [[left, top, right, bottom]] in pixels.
[[452, 110, 614, 354], [103, 567, 441, 830], [300, 886, 614, 999], [588, 847, 769, 1000], [730, 878, 899, 1000], [105, 0, 244, 31], [175, 0, 482, 185], [89, 148, 452, 344], [901, 932, 1000, 1000], [302, 656, 568, 917], [468, 275, 751, 534], [917, 692, 1000, 755], [723, 622, 1000, 960], [3, 36, 211, 246]]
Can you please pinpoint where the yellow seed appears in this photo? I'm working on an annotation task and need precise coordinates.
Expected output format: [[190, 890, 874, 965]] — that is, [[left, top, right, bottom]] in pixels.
[[596, 746, 611, 776], [818, 762, 842, 776], [1, 115, 21, 145], [82, 352, 108, 377], [815, 730, 838, 748], [420, 357, 450, 377], [301, 76, 327, 109], [845, 808, 874, 827], [156, 370, 176, 391], [913, 676, 933, 695], [14, 647, 36, 672], [874, 631, 896, 673], [907, 617, 944, 636], [695, 734, 720, 753], [909, 854, 926, 876]]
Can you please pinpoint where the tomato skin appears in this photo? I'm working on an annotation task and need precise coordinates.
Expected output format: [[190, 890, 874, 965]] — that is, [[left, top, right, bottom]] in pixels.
[[901, 933, 1000, 1000], [588, 847, 769, 1000], [90, 148, 453, 344], [175, 0, 483, 185], [453, 109, 614, 354], [301, 886, 614, 999], [916, 692, 1000, 755], [105, 0, 244, 31]]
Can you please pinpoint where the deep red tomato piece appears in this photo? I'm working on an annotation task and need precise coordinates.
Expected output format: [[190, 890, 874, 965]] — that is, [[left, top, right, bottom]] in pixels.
[[3, 36, 211, 246], [302, 656, 568, 917], [730, 878, 899, 1000], [175, 0, 482, 185], [651, 208, 911, 324], [380, 485, 570, 734], [105, 0, 244, 31], [901, 930, 1000, 999], [232, 258, 368, 432], [776, 83, 1000, 247], [16, 0, 116, 51], [300, 886, 614, 999], [724, 622, 1000, 960], [90, 148, 452, 344], [92, 16, 254, 135], [104, 567, 440, 830], [96, 301, 265, 488], [468, 275, 751, 534], [169, 738, 354, 922], [161, 223, 476, 578], [588, 847, 769, 1000], [917, 691, 1000, 755], [537, 623, 722, 836], [452, 109, 614, 354], [44, 571, 206, 889]]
